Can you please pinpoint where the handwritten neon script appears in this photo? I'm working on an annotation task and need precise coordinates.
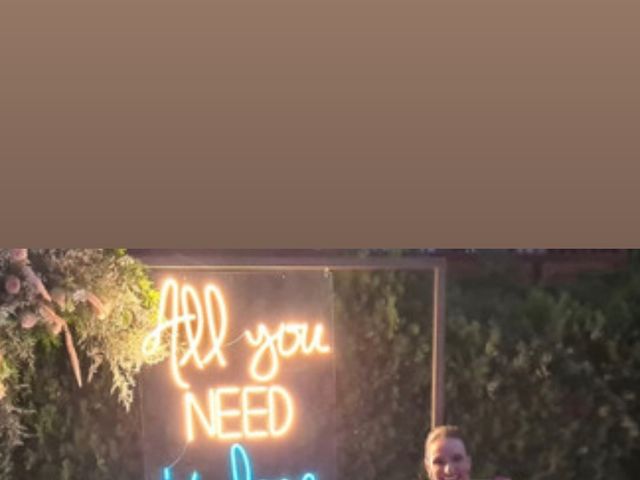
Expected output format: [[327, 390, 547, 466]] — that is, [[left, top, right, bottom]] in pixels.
[[246, 322, 330, 382], [161, 443, 317, 480], [141, 278, 331, 389], [143, 279, 229, 390]]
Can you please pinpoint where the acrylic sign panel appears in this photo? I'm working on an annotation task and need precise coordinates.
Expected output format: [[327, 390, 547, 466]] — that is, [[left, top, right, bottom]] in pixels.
[[141, 270, 336, 480]]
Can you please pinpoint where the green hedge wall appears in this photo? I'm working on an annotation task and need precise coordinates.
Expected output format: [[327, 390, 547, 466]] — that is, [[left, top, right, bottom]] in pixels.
[[7, 258, 640, 479], [335, 262, 640, 480], [10, 347, 144, 480]]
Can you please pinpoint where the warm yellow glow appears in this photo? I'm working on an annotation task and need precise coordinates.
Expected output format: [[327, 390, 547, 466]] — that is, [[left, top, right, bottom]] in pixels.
[[277, 324, 302, 358], [241, 386, 269, 439], [202, 284, 229, 367], [268, 385, 294, 438], [184, 385, 295, 442], [216, 387, 243, 441], [142, 277, 333, 445], [179, 284, 205, 369], [245, 322, 331, 382], [185, 390, 216, 442], [305, 323, 331, 355], [141, 278, 229, 389]]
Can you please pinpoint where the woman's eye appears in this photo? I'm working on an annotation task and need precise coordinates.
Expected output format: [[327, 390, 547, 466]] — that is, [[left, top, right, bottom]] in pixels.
[[452, 455, 463, 462], [433, 458, 445, 466]]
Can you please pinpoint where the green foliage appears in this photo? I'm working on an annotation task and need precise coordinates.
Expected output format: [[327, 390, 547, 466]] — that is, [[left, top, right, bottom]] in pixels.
[[40, 249, 162, 406], [11, 346, 144, 480], [0, 249, 159, 479], [334, 261, 640, 480], [334, 270, 433, 480], [3, 251, 640, 480]]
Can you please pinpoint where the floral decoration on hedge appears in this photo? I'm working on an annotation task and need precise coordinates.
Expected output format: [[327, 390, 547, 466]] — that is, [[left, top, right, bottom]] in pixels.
[[0, 249, 162, 468]]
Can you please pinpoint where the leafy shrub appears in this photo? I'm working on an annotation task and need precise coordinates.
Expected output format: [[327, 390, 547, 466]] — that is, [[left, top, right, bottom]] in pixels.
[[335, 263, 640, 480], [3, 252, 639, 480]]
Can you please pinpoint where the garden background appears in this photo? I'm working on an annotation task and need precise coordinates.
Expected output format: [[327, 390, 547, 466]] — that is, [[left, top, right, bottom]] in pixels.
[[1, 249, 638, 480]]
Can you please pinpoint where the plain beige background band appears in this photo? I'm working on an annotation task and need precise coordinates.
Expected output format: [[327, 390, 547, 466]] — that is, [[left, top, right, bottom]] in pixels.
[[2, 0, 639, 247]]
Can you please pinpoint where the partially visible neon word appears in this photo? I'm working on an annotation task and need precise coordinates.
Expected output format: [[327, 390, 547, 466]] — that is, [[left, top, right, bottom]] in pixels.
[[245, 322, 331, 382], [142, 279, 332, 388], [142, 279, 229, 390], [163, 468, 201, 480], [185, 385, 294, 442], [142, 278, 332, 446], [229, 443, 317, 480], [161, 444, 317, 480]]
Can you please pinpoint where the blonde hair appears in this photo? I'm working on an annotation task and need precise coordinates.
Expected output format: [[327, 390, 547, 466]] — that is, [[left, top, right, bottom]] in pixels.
[[424, 425, 466, 459]]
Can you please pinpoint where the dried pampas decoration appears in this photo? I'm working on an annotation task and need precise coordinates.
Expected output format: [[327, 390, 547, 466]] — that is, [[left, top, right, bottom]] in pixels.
[[9, 249, 28, 265], [73, 289, 107, 319], [50, 288, 67, 309], [85, 291, 107, 319], [63, 325, 83, 388], [22, 265, 52, 302], [19, 312, 38, 330], [39, 305, 83, 387], [4, 275, 21, 295]]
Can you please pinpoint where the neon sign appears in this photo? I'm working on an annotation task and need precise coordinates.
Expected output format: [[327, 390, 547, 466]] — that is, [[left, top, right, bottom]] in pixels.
[[142, 279, 230, 390], [245, 322, 331, 382], [161, 444, 317, 480], [142, 278, 330, 443], [142, 272, 336, 480], [183, 385, 294, 441]]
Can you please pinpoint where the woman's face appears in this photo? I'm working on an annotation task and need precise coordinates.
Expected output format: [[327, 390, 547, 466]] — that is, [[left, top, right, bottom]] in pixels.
[[425, 437, 472, 480]]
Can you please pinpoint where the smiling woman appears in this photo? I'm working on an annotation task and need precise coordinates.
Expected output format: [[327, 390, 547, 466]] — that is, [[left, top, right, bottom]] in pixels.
[[424, 426, 511, 480]]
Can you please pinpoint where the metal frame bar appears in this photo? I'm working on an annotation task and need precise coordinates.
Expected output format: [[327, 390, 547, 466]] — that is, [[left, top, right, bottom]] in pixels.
[[134, 251, 447, 428]]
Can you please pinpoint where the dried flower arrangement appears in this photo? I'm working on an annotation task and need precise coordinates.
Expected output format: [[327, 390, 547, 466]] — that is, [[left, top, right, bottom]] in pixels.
[[0, 249, 162, 473]]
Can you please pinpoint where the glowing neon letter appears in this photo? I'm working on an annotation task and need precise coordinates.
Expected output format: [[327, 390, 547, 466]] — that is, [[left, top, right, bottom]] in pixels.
[[162, 444, 317, 480], [142, 279, 229, 389], [245, 322, 331, 382], [161, 468, 202, 480], [185, 390, 216, 442], [216, 386, 243, 441], [184, 386, 295, 442], [229, 444, 318, 480], [267, 385, 294, 438], [230, 443, 253, 480], [241, 386, 269, 439]]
